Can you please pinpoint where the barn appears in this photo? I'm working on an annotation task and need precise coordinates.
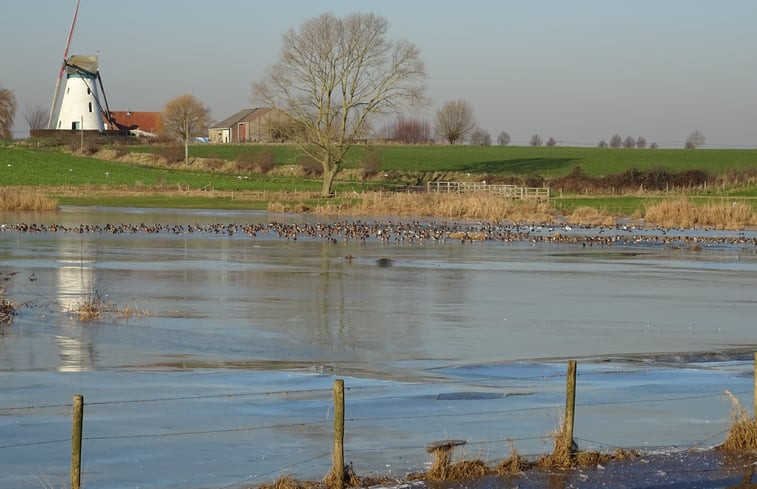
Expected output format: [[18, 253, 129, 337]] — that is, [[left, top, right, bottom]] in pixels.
[[208, 107, 284, 143]]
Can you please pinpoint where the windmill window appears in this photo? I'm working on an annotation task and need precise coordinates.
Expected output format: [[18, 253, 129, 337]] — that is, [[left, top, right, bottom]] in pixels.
[[87, 87, 91, 95], [89, 102, 93, 113]]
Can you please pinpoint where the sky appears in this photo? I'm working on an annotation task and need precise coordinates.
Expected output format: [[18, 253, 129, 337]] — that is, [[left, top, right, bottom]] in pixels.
[[2, 0, 756, 147]]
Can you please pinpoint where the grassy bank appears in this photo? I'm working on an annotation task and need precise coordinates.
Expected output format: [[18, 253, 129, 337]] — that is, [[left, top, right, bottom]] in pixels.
[[2, 143, 756, 228], [121, 143, 757, 177]]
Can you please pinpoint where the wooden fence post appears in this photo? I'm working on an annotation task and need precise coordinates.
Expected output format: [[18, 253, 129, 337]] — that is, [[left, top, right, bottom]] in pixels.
[[71, 395, 84, 489], [564, 361, 577, 454], [753, 352, 756, 421], [332, 379, 345, 489]]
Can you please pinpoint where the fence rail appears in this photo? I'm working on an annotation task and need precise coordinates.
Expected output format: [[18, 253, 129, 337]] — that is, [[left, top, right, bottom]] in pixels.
[[427, 181, 550, 199]]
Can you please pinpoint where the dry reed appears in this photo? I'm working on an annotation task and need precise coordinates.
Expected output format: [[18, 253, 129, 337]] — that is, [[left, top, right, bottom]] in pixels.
[[257, 475, 319, 489], [538, 418, 575, 469], [0, 190, 58, 211], [719, 390, 757, 452], [315, 191, 557, 223], [495, 440, 530, 475], [644, 198, 756, 230], [567, 206, 616, 226], [72, 291, 146, 323]]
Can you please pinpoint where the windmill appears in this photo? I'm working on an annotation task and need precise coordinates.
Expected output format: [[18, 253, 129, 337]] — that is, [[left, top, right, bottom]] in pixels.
[[47, 0, 112, 131]]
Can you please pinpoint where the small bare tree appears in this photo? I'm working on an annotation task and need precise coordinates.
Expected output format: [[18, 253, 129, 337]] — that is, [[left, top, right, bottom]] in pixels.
[[598, 139, 608, 148], [685, 130, 705, 149], [609, 134, 623, 148], [469, 126, 491, 146], [497, 131, 511, 146], [529, 134, 542, 146], [24, 104, 48, 131], [636, 136, 647, 149], [254, 13, 427, 196], [546, 137, 557, 147], [0, 85, 17, 139], [161, 94, 211, 165], [435, 99, 476, 144], [649, 142, 659, 149], [623, 136, 635, 148], [384, 116, 431, 144]]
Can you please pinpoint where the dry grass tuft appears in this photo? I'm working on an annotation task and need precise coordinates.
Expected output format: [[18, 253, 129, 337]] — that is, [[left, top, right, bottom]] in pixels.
[[567, 206, 616, 226], [0, 190, 58, 211], [495, 440, 530, 475], [441, 459, 490, 480], [539, 426, 574, 469], [644, 198, 756, 230], [0, 298, 17, 324], [257, 475, 320, 489], [574, 450, 612, 467], [719, 390, 757, 452], [426, 445, 455, 480], [315, 191, 557, 223], [321, 463, 360, 489], [72, 291, 146, 323]]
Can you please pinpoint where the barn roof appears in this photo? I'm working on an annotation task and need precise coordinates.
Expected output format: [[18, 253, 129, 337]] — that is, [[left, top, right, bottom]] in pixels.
[[210, 108, 272, 129], [108, 111, 164, 133]]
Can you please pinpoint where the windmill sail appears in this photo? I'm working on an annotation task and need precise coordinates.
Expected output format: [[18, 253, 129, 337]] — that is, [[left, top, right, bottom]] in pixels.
[[47, 0, 81, 129]]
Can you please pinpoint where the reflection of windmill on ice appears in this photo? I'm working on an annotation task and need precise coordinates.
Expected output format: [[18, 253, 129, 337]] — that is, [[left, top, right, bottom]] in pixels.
[[47, 0, 112, 131]]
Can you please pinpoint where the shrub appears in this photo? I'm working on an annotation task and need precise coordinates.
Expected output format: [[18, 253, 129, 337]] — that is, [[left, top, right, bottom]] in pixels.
[[255, 149, 275, 174], [155, 144, 184, 165], [524, 173, 545, 188], [361, 150, 382, 180], [204, 158, 225, 171], [300, 157, 323, 177]]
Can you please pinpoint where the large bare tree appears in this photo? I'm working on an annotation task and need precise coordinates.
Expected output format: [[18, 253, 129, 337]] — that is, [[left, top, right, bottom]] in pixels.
[[435, 99, 476, 144], [162, 94, 211, 165], [254, 13, 427, 196], [24, 104, 48, 132], [0, 85, 17, 139]]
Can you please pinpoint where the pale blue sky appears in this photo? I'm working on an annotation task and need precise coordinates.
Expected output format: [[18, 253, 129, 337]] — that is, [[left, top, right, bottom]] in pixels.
[[2, 0, 756, 147]]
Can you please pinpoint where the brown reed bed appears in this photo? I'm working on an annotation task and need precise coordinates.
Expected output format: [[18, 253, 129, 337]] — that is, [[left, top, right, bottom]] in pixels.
[[719, 390, 757, 452], [0, 190, 58, 211], [644, 197, 756, 230], [567, 206, 616, 227], [314, 191, 557, 223]]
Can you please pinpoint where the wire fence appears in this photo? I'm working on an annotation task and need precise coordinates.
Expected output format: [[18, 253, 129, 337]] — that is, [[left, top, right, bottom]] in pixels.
[[1, 358, 755, 489]]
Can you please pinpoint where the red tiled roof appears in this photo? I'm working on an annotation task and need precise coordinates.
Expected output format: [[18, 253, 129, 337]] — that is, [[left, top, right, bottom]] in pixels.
[[107, 111, 164, 133]]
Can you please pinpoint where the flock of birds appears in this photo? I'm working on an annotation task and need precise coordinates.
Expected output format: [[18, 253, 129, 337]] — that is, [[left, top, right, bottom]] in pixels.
[[1, 220, 756, 249]]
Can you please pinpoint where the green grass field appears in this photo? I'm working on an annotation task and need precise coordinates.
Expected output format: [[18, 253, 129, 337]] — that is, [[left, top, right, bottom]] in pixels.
[[2, 143, 756, 212], [124, 143, 757, 177], [0, 146, 323, 192]]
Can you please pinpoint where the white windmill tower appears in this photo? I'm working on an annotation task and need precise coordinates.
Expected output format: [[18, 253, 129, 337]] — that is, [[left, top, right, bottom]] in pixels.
[[47, 0, 112, 131]]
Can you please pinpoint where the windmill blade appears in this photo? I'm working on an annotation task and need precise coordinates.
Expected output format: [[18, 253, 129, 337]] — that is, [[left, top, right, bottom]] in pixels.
[[97, 71, 113, 126], [47, 0, 81, 129]]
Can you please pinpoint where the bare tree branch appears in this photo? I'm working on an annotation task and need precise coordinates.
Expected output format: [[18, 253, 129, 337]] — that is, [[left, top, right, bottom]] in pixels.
[[24, 104, 48, 131], [435, 99, 476, 144], [253, 13, 427, 196]]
